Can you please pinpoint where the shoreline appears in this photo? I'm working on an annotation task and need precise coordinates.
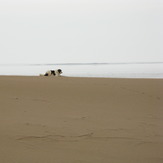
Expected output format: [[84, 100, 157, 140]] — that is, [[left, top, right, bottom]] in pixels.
[[0, 75, 163, 79]]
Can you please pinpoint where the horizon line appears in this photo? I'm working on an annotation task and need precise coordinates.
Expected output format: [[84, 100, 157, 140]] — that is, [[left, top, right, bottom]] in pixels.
[[0, 62, 163, 66]]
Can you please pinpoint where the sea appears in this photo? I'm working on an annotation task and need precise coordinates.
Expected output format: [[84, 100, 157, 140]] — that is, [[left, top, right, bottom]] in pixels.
[[0, 62, 163, 78]]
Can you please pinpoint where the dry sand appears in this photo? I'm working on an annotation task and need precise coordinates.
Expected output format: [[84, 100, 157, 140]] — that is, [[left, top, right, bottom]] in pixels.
[[0, 76, 163, 163]]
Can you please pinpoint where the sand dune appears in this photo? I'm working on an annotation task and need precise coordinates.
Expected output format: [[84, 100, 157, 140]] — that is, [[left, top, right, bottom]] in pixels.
[[0, 76, 163, 163]]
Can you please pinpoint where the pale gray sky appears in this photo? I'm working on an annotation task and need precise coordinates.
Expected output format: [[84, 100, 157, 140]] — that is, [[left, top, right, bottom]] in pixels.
[[0, 0, 163, 64]]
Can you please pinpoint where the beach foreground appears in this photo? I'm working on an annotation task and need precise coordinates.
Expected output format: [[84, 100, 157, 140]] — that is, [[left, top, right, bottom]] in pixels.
[[0, 76, 163, 163]]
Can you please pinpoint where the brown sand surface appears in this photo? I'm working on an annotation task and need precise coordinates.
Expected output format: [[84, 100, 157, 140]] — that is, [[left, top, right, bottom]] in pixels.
[[0, 76, 163, 163]]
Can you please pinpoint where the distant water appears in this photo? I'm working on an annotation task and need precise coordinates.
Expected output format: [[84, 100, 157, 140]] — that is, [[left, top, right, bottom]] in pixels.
[[0, 62, 163, 78]]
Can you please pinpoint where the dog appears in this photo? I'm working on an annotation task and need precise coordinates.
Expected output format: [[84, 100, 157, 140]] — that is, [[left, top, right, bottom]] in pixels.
[[40, 69, 62, 77]]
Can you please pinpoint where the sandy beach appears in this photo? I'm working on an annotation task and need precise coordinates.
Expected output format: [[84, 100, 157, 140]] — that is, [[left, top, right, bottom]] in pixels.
[[0, 76, 163, 163]]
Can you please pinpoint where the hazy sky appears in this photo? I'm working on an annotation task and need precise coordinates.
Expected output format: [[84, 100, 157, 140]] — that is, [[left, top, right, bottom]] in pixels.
[[0, 0, 163, 64]]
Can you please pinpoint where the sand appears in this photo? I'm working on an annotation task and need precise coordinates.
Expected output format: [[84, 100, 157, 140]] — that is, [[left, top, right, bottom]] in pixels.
[[0, 76, 163, 163]]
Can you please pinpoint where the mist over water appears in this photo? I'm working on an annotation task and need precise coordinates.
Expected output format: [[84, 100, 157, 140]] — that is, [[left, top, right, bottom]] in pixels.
[[0, 62, 163, 78]]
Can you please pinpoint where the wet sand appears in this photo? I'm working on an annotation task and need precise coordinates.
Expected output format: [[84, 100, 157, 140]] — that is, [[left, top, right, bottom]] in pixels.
[[0, 76, 163, 163]]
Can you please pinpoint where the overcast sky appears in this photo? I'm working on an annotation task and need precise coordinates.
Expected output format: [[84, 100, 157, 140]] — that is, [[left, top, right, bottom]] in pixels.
[[0, 0, 162, 64]]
